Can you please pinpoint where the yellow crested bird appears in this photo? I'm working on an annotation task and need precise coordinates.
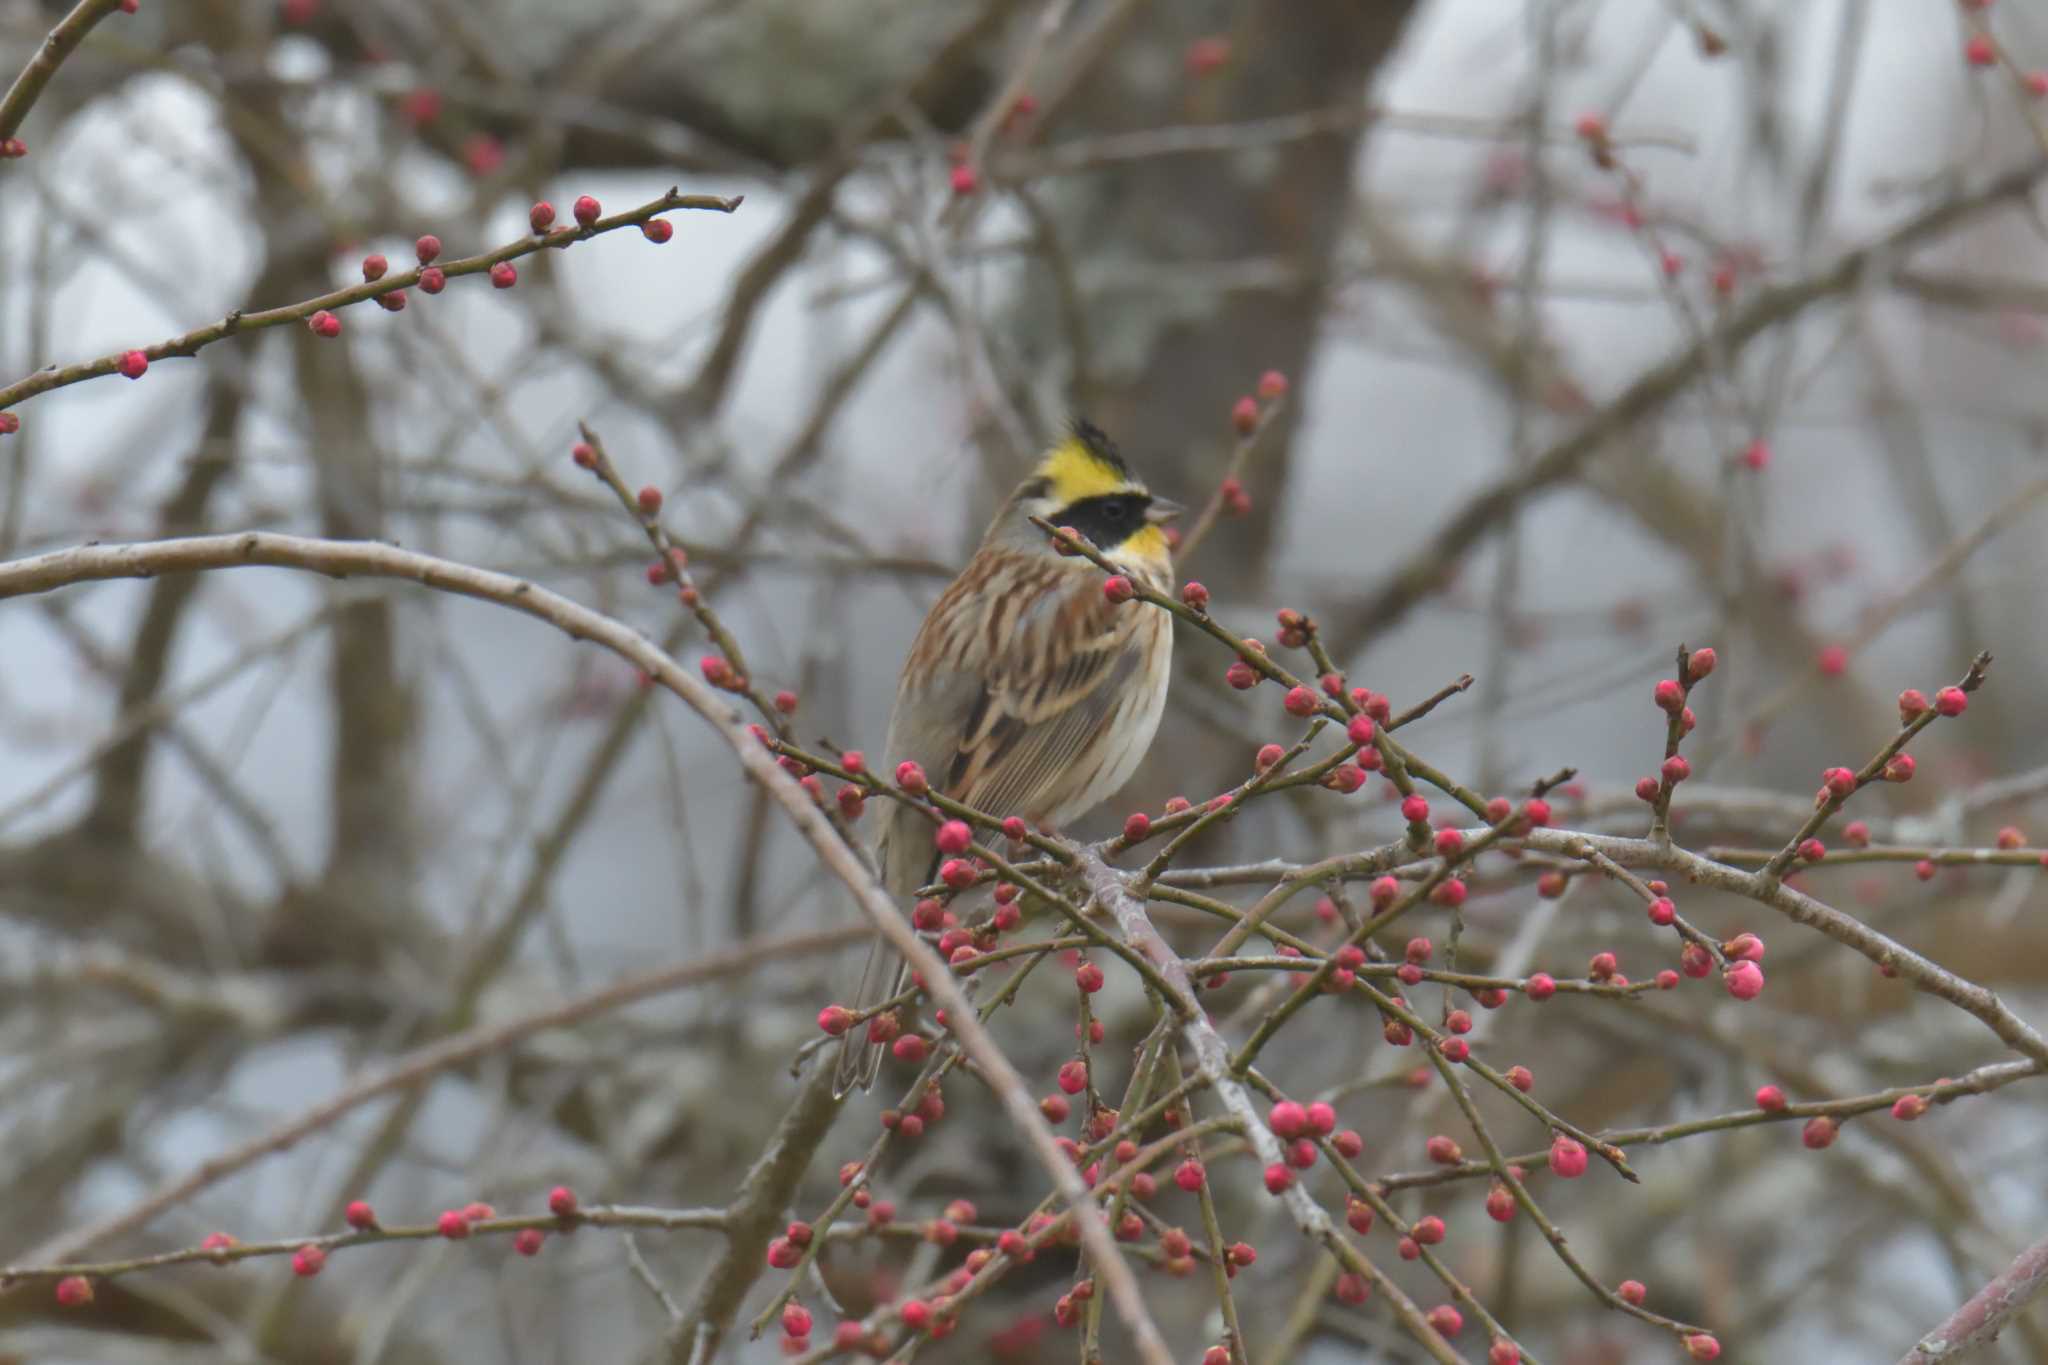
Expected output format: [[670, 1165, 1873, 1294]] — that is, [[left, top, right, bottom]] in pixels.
[[835, 420, 1179, 1095]]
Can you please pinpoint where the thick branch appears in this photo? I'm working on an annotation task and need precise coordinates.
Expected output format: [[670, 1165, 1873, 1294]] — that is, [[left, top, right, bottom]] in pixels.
[[1898, 1231, 2048, 1364], [0, 533, 1170, 1364]]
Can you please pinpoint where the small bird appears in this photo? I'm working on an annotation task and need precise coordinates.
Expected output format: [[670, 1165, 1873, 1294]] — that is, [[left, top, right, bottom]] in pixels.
[[835, 420, 1180, 1095]]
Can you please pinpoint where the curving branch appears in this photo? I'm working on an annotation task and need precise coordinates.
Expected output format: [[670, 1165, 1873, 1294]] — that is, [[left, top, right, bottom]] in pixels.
[[1898, 1230, 2048, 1365], [0, 0, 124, 143], [0, 532, 1174, 1365]]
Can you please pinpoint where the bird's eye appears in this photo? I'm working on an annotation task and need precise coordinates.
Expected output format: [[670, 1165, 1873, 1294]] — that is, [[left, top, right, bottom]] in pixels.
[[1102, 499, 1128, 521]]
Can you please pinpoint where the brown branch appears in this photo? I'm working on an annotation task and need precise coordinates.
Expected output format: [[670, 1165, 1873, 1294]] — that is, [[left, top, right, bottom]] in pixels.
[[5, 923, 862, 1277], [0, 532, 1172, 1365], [0, 0, 122, 143], [0, 189, 743, 417], [1898, 1230, 2048, 1364], [1331, 153, 2048, 645], [1074, 849, 1467, 1365], [1521, 828, 2048, 1068]]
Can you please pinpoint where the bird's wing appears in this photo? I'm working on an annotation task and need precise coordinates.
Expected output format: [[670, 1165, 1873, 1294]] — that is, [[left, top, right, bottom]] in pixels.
[[885, 552, 1150, 831]]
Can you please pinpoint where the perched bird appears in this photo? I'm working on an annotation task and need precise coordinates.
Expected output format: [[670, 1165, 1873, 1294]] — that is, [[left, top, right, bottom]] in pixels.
[[835, 420, 1180, 1096]]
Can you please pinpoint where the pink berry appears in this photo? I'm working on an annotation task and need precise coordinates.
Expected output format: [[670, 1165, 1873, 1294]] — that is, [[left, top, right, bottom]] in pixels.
[[1686, 1335, 1722, 1361], [1122, 811, 1150, 842], [1180, 580, 1210, 609], [1400, 794, 1430, 823], [549, 1185, 579, 1217], [1074, 961, 1104, 993], [490, 261, 517, 289], [1284, 685, 1318, 716], [1653, 678, 1684, 712], [1257, 369, 1288, 400], [1231, 396, 1259, 434], [1635, 776, 1661, 802], [345, 1200, 377, 1230], [948, 163, 979, 196], [1525, 973, 1556, 1001], [1802, 1116, 1838, 1149], [529, 201, 555, 233], [1268, 1100, 1307, 1138], [573, 195, 601, 227], [1574, 111, 1607, 140], [1102, 574, 1135, 604], [361, 253, 388, 281], [1262, 1162, 1293, 1194], [309, 310, 341, 337], [1548, 1135, 1588, 1178], [55, 1274, 93, 1306], [1798, 839, 1826, 863], [1618, 1279, 1647, 1305], [1174, 1159, 1205, 1191], [513, 1227, 545, 1256], [1741, 439, 1770, 470], [1507, 1065, 1534, 1092], [1966, 35, 1996, 67], [642, 217, 674, 244], [117, 349, 148, 379], [414, 234, 441, 264], [1892, 1093, 1929, 1121], [1724, 960, 1765, 1000], [1935, 686, 1968, 717], [1186, 35, 1231, 76], [0, 413, 18, 435], [1647, 897, 1676, 926], [934, 820, 972, 855], [636, 484, 662, 515], [437, 1209, 470, 1239], [1427, 1304, 1464, 1337], [291, 1244, 325, 1276], [1661, 755, 1691, 785], [1818, 645, 1848, 676], [1822, 766, 1856, 797], [419, 266, 446, 294]]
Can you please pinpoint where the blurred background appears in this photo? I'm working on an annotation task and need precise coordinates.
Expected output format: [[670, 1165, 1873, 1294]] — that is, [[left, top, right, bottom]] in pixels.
[[5, 0, 2048, 1360]]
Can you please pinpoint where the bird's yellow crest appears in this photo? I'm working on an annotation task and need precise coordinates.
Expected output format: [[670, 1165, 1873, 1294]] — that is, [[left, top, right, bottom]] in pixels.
[[1037, 424, 1141, 505]]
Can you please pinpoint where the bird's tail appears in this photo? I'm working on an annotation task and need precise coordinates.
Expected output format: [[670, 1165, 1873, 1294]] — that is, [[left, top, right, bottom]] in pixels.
[[832, 814, 932, 1098]]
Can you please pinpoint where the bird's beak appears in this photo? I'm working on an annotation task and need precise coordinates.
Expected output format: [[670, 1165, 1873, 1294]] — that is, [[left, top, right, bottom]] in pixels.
[[1145, 497, 1184, 524]]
